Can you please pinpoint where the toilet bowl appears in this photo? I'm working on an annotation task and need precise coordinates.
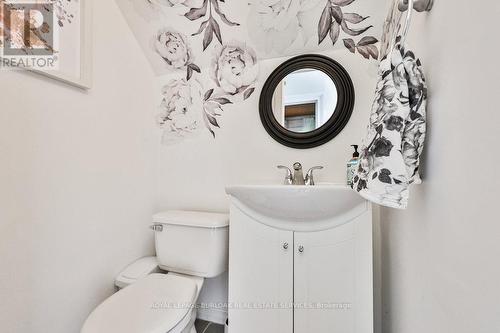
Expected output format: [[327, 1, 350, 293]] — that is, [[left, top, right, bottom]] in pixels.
[[81, 211, 229, 333]]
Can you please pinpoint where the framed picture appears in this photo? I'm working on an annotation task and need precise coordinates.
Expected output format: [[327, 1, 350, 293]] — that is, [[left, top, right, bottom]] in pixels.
[[30, 0, 92, 89]]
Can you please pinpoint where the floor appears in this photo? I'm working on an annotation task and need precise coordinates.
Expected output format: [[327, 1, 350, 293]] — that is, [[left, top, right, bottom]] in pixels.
[[194, 319, 225, 333]]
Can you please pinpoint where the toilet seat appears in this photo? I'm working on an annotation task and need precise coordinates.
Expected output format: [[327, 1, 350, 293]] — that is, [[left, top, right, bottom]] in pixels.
[[82, 273, 198, 333]]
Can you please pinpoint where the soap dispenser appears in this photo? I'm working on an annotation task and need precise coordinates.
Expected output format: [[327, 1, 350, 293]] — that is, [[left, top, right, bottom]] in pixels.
[[347, 145, 360, 186]]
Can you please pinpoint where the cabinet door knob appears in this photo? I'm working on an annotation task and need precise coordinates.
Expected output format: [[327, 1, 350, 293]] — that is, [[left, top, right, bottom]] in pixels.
[[283, 242, 289, 250], [298, 245, 304, 253]]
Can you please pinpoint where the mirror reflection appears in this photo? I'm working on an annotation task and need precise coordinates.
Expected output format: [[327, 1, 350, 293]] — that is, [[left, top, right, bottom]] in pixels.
[[271, 69, 338, 133]]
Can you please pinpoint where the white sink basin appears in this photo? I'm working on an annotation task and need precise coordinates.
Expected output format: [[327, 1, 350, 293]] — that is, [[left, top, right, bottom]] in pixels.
[[225, 185, 368, 231]]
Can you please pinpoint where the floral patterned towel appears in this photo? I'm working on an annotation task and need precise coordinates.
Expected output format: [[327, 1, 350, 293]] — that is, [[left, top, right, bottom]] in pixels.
[[352, 42, 427, 209]]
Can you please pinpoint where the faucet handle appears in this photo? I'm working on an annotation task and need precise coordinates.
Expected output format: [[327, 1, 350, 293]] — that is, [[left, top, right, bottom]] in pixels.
[[277, 165, 293, 185], [305, 166, 324, 186]]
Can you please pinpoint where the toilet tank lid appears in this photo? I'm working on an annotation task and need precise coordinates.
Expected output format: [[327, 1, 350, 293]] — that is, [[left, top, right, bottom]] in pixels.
[[153, 210, 229, 228]]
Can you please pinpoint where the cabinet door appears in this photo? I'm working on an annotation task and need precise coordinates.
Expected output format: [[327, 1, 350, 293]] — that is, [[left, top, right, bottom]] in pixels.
[[294, 211, 373, 333], [228, 204, 294, 333]]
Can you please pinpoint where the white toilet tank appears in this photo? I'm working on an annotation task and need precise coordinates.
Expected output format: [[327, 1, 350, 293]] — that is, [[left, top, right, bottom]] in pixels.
[[152, 210, 229, 278]]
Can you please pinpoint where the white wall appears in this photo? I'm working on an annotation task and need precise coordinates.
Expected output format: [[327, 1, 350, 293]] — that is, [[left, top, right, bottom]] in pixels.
[[0, 1, 158, 332], [379, 1, 500, 332]]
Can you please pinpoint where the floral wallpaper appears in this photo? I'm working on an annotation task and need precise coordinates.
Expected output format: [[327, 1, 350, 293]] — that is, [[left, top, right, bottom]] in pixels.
[[156, 42, 258, 143], [116, 0, 386, 144]]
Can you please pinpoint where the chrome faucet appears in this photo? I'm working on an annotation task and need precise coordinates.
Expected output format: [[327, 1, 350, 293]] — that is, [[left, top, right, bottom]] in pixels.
[[277, 165, 293, 185], [305, 166, 324, 186], [292, 162, 305, 185], [277, 163, 324, 186]]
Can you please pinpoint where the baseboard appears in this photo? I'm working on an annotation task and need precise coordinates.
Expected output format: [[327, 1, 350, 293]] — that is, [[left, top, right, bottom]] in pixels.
[[197, 307, 227, 325]]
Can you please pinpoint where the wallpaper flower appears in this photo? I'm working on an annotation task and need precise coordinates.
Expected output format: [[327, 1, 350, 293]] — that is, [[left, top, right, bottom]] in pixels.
[[247, 0, 323, 55], [195, 42, 259, 138], [211, 43, 258, 96], [154, 28, 201, 80], [247, 0, 301, 54], [157, 78, 204, 144]]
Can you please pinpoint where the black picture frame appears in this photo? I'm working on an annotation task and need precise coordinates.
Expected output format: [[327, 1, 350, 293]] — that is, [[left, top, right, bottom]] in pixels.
[[259, 54, 355, 149]]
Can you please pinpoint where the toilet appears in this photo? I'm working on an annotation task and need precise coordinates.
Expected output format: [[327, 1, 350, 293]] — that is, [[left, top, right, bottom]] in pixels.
[[81, 210, 229, 333]]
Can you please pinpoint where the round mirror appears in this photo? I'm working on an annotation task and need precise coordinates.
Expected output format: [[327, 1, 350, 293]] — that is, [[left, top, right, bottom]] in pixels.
[[260, 55, 355, 149], [271, 69, 338, 133]]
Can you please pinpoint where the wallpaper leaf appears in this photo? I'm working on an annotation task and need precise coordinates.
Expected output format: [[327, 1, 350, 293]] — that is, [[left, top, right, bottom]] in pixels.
[[318, 0, 379, 60], [184, 1, 208, 20], [357, 45, 370, 59], [186, 66, 194, 80], [331, 6, 343, 23], [186, 63, 201, 80], [243, 87, 255, 100], [366, 44, 379, 59], [343, 36, 378, 59], [205, 112, 220, 127], [192, 20, 209, 36], [343, 13, 368, 24], [331, 0, 356, 6], [203, 115, 217, 138], [318, 5, 333, 44], [202, 23, 214, 50], [343, 38, 356, 53], [211, 97, 232, 105], [217, 11, 240, 26], [358, 36, 378, 46], [330, 21, 341, 45], [341, 21, 373, 36], [204, 89, 214, 101], [212, 18, 223, 45], [203, 95, 226, 137], [211, 0, 239, 26]]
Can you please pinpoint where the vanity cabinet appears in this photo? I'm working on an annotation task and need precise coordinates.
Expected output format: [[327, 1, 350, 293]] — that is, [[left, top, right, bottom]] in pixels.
[[293, 222, 373, 333], [228, 207, 294, 333], [227, 185, 373, 333]]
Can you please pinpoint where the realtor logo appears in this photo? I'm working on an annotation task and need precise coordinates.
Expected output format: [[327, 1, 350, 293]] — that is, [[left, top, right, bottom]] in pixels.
[[1, 0, 57, 69]]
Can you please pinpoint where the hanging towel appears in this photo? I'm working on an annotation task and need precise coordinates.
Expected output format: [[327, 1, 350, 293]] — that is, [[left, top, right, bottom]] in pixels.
[[352, 41, 427, 209]]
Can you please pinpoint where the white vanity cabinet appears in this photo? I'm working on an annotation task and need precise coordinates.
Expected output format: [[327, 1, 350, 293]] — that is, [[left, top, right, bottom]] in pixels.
[[293, 220, 373, 333], [226, 185, 373, 333], [229, 207, 294, 333]]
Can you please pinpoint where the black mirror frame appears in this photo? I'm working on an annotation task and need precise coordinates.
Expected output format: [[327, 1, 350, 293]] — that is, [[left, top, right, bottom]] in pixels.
[[259, 54, 355, 149]]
